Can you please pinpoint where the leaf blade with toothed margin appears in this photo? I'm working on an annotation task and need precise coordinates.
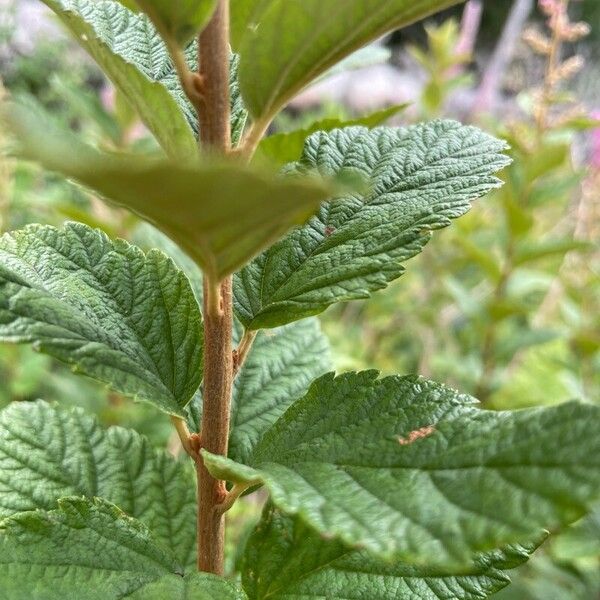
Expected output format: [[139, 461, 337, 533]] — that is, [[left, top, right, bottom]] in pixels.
[[128, 573, 248, 599], [242, 503, 544, 600], [0, 222, 202, 416], [235, 121, 510, 330], [0, 401, 197, 567], [203, 371, 600, 567], [41, 0, 197, 160], [0, 497, 181, 600]]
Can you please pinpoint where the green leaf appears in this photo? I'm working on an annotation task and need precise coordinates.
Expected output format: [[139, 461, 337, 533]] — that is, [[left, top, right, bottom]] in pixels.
[[0, 401, 196, 566], [0, 497, 181, 600], [230, 54, 250, 146], [514, 239, 591, 266], [230, 319, 331, 465], [0, 222, 202, 416], [492, 554, 600, 600], [552, 506, 600, 560], [41, 0, 197, 160], [203, 371, 600, 566], [242, 504, 542, 600], [254, 104, 408, 167], [128, 573, 248, 599], [132, 0, 217, 45], [235, 121, 510, 329], [185, 318, 331, 465], [232, 0, 462, 120], [4, 102, 331, 280]]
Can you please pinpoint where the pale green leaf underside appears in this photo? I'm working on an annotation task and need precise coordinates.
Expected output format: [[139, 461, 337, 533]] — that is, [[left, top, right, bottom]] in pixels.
[[42, 0, 197, 159], [203, 371, 600, 566], [0, 222, 202, 416], [0, 497, 181, 600], [134, 0, 217, 45], [128, 573, 248, 600], [254, 104, 408, 167], [233, 0, 463, 119], [230, 319, 331, 465], [5, 102, 330, 280], [243, 505, 541, 600], [185, 318, 331, 465], [0, 401, 197, 567], [235, 121, 510, 329]]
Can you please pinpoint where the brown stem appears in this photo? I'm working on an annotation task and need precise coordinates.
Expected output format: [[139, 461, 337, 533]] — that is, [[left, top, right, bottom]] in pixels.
[[233, 330, 257, 375], [195, 0, 232, 576]]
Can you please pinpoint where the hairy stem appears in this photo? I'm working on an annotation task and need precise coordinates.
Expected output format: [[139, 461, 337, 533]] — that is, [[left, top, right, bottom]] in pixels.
[[195, 0, 232, 576], [233, 329, 257, 375]]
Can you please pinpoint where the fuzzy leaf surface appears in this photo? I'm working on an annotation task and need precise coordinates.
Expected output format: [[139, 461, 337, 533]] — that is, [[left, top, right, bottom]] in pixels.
[[0, 222, 202, 415], [242, 504, 541, 600], [235, 122, 510, 329], [5, 103, 330, 280], [203, 371, 600, 566], [232, 0, 462, 119], [41, 0, 197, 159], [0, 497, 181, 599], [230, 319, 331, 465], [133, 0, 217, 45], [128, 573, 248, 599], [0, 401, 196, 566]]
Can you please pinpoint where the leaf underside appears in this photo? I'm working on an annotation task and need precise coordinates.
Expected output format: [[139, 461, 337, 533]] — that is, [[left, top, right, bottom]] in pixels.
[[203, 371, 600, 566], [0, 401, 197, 567], [0, 222, 202, 416], [133, 0, 217, 45], [232, 0, 463, 120], [242, 504, 542, 600], [235, 121, 510, 329]]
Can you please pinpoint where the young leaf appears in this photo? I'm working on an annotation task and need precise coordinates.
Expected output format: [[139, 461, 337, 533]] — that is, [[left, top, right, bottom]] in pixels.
[[41, 0, 197, 159], [0, 222, 202, 416], [203, 371, 600, 566], [254, 104, 408, 167], [242, 504, 542, 600], [132, 0, 217, 45], [232, 0, 462, 121], [235, 121, 510, 329], [0, 401, 197, 566], [0, 497, 181, 600], [128, 573, 248, 599], [5, 102, 331, 281]]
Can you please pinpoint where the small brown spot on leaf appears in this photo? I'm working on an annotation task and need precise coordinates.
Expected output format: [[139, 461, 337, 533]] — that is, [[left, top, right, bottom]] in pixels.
[[324, 226, 335, 236], [397, 425, 436, 446]]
